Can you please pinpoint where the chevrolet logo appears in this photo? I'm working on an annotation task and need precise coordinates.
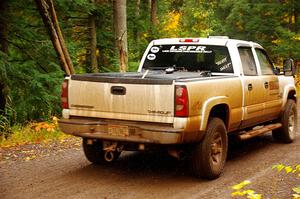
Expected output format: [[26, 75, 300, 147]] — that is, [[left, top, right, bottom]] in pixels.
[[148, 110, 171, 115]]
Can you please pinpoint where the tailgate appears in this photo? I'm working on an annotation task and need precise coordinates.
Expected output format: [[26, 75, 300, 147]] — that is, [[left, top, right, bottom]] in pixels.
[[68, 79, 175, 123]]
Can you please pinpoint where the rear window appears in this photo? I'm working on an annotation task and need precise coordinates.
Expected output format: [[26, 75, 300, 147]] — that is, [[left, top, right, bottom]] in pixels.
[[142, 45, 233, 73]]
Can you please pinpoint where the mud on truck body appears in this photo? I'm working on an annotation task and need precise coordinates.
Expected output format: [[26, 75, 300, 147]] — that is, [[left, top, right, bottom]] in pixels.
[[58, 37, 297, 179]]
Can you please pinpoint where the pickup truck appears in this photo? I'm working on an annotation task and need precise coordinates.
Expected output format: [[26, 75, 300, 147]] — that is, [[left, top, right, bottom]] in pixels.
[[58, 37, 297, 179]]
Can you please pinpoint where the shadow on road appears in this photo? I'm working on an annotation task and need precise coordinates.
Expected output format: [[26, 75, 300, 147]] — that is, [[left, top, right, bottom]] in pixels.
[[66, 132, 294, 180]]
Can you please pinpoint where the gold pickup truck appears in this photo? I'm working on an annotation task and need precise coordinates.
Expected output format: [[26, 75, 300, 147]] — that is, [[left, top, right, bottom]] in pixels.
[[58, 37, 297, 179]]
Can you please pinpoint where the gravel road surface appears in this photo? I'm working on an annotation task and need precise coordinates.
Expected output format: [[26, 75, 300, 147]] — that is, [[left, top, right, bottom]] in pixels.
[[1, 114, 300, 199]]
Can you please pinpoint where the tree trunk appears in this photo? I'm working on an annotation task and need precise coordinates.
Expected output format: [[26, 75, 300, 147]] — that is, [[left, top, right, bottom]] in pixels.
[[0, 0, 9, 112], [293, 0, 299, 32], [88, 1, 98, 73], [48, 0, 74, 74], [113, 0, 128, 72], [133, 0, 140, 41], [0, 0, 8, 55], [133, 0, 140, 56], [150, 0, 158, 26], [149, 0, 157, 40], [35, 0, 74, 75]]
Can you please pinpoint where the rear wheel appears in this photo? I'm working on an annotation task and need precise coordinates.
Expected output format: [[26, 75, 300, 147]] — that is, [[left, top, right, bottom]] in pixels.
[[272, 99, 297, 143], [190, 117, 228, 179], [82, 138, 105, 164]]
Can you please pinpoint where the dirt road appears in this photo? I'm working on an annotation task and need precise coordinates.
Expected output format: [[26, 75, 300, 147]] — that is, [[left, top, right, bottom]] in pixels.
[[1, 118, 300, 198]]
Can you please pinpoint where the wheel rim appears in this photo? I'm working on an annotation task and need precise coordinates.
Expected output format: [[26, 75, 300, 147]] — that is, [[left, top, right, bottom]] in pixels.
[[288, 110, 296, 139], [210, 132, 223, 165]]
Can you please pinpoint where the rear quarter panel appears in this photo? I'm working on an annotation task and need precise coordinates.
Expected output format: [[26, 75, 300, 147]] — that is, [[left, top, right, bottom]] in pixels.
[[179, 76, 243, 137]]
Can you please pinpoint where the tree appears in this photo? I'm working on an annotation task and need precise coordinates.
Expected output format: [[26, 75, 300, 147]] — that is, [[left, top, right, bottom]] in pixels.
[[149, 0, 157, 39], [150, 0, 158, 26], [0, 0, 9, 112], [214, 0, 300, 62], [35, 0, 75, 75], [88, 0, 99, 73], [113, 0, 128, 72], [133, 0, 140, 52]]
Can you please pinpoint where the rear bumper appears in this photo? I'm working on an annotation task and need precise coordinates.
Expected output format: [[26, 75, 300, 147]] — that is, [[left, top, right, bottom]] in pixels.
[[58, 118, 184, 144]]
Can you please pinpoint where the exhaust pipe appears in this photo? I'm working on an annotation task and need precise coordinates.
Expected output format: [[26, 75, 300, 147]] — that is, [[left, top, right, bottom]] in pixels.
[[104, 151, 114, 162]]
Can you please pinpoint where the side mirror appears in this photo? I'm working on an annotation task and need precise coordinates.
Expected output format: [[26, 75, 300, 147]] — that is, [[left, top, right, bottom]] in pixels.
[[283, 58, 296, 76], [273, 67, 280, 75]]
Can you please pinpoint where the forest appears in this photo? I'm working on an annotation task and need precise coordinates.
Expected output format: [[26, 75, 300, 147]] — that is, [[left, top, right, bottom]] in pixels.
[[0, 0, 299, 130]]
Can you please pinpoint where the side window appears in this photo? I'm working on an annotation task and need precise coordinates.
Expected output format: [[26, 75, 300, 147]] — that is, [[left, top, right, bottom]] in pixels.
[[255, 49, 274, 75], [238, 47, 257, 76]]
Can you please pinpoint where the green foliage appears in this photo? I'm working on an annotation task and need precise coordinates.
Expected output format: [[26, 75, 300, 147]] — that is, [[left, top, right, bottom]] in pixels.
[[1, 0, 299, 127], [214, 0, 300, 63], [0, 120, 69, 148], [7, 62, 64, 122], [0, 114, 12, 138]]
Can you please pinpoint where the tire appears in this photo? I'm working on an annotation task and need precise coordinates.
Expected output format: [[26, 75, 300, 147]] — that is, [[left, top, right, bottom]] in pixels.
[[82, 138, 105, 164], [190, 117, 228, 179], [272, 99, 297, 143]]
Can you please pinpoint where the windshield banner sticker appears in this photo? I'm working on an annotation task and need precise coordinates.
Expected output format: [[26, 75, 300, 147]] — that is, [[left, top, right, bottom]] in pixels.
[[162, 46, 212, 53], [147, 54, 156, 60]]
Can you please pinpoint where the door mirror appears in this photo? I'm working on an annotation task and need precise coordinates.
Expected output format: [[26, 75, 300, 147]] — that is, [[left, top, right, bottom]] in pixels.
[[273, 67, 280, 75], [283, 58, 295, 76]]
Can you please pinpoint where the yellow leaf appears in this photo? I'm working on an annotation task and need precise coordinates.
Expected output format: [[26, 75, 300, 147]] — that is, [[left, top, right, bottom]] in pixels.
[[249, 194, 262, 199], [245, 190, 255, 195], [232, 180, 251, 190], [272, 164, 285, 172], [285, 166, 293, 173], [293, 187, 300, 194], [24, 155, 36, 161], [24, 157, 31, 161], [231, 191, 245, 197], [293, 194, 300, 199]]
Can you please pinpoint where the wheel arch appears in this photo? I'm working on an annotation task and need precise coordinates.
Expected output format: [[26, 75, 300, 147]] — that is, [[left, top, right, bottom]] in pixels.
[[282, 86, 297, 110], [200, 96, 230, 131]]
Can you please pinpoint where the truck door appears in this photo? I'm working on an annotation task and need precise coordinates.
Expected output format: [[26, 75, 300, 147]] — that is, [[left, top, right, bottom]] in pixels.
[[255, 48, 281, 120], [238, 46, 266, 128]]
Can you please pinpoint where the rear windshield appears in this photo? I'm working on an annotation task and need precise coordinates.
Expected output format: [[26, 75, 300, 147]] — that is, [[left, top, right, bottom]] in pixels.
[[142, 44, 233, 73]]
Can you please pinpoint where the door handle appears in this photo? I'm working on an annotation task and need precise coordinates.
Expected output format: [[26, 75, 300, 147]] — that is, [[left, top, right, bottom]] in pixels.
[[264, 82, 269, 89], [248, 83, 253, 91]]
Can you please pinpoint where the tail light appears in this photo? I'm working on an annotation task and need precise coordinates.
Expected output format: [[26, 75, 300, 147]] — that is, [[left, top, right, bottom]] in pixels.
[[61, 79, 69, 109], [175, 85, 189, 117]]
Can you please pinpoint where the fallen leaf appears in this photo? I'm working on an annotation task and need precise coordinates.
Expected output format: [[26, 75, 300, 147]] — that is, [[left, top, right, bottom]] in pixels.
[[285, 166, 293, 173], [232, 180, 251, 190], [293, 187, 300, 194], [24, 155, 36, 161]]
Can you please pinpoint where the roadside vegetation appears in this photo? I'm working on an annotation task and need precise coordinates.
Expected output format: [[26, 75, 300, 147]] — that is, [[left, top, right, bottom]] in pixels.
[[0, 117, 68, 148]]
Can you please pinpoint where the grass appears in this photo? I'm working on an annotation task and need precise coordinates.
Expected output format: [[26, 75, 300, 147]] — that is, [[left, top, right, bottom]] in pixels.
[[0, 122, 70, 148]]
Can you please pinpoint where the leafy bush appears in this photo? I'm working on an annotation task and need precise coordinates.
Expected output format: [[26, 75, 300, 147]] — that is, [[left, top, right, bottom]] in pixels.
[[0, 117, 68, 147]]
